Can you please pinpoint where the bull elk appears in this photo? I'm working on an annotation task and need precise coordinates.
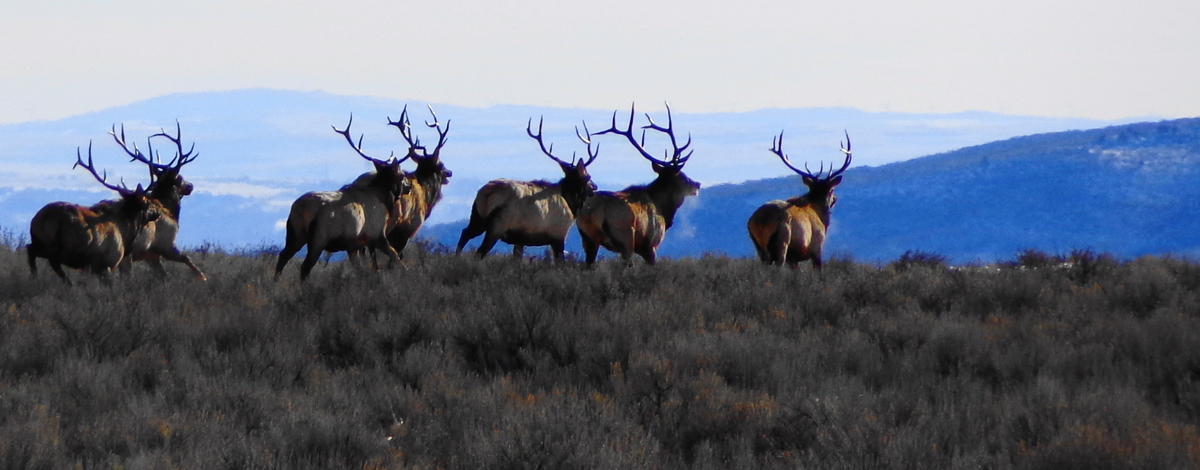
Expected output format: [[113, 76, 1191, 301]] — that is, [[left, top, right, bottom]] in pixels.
[[27, 143, 160, 284], [575, 103, 701, 265], [455, 116, 599, 260], [274, 115, 411, 281], [747, 131, 852, 269], [108, 123, 207, 280], [382, 105, 453, 256]]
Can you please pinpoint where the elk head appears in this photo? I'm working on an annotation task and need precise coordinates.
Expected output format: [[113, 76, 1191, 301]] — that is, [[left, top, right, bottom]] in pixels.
[[770, 130, 852, 209], [333, 115, 411, 200], [388, 105, 452, 185], [527, 116, 600, 207]]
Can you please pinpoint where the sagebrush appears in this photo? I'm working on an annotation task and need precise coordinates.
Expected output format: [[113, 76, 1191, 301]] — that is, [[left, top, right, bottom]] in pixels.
[[3, 237, 1200, 469]]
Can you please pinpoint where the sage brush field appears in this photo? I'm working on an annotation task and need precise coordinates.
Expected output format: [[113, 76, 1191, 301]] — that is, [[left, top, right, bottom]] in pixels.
[[2, 230, 1199, 469]]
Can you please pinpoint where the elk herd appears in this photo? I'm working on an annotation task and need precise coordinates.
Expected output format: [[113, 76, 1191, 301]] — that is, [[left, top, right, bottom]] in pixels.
[[26, 103, 853, 283]]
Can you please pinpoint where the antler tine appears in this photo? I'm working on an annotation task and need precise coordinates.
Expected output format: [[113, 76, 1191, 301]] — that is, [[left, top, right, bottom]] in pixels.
[[424, 104, 439, 128], [575, 121, 599, 166], [332, 114, 394, 166], [423, 105, 450, 156], [527, 116, 572, 167], [592, 103, 673, 167], [828, 130, 853, 179], [74, 141, 133, 195], [770, 131, 815, 178]]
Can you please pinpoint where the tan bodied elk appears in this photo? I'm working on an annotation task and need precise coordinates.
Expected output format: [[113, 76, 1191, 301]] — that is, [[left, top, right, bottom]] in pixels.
[[747, 131, 852, 269], [575, 103, 701, 265], [27, 143, 160, 284], [108, 123, 207, 280], [383, 105, 453, 257], [274, 116, 411, 281], [455, 117, 599, 260]]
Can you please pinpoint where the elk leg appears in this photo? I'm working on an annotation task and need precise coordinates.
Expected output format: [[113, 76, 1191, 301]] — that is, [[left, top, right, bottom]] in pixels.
[[511, 245, 525, 259], [752, 241, 770, 264], [275, 243, 304, 279], [549, 240, 565, 263], [580, 232, 600, 266], [159, 249, 206, 281], [638, 247, 657, 265], [26, 245, 38, 277], [373, 238, 401, 270], [810, 246, 824, 270], [386, 231, 409, 260], [49, 260, 70, 285], [368, 248, 381, 271], [91, 263, 113, 285], [768, 228, 790, 267], [456, 216, 487, 254], [476, 232, 500, 259], [299, 244, 325, 281], [117, 256, 133, 275], [347, 248, 371, 270], [618, 228, 636, 266]]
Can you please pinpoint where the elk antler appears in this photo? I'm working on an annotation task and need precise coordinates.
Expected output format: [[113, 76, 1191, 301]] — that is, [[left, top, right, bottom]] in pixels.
[[332, 115, 396, 166], [527, 116, 600, 168], [770, 130, 853, 181], [594, 102, 692, 169], [74, 141, 138, 196]]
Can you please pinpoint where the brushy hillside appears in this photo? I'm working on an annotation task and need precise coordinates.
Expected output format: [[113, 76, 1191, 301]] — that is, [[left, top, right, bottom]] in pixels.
[[3, 234, 1200, 468]]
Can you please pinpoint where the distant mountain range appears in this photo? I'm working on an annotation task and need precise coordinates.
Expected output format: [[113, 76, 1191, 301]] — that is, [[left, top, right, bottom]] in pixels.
[[2, 89, 1191, 262]]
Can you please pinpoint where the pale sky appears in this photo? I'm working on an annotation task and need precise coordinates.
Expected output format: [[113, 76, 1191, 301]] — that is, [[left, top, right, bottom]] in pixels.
[[1, 0, 1196, 124]]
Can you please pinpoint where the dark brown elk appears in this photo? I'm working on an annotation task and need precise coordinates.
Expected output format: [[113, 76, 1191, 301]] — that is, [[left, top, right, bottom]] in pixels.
[[274, 115, 411, 281], [27, 143, 160, 284], [747, 131, 852, 269], [383, 105, 453, 257], [575, 103, 701, 265], [455, 117, 599, 260], [108, 123, 207, 280]]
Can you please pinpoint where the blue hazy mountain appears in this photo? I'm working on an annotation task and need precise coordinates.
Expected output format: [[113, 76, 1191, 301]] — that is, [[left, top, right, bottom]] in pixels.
[[1, 89, 1180, 262]]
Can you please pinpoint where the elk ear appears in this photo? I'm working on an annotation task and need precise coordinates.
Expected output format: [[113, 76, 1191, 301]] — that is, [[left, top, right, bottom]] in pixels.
[[801, 175, 816, 186], [828, 175, 843, 187], [652, 162, 667, 174]]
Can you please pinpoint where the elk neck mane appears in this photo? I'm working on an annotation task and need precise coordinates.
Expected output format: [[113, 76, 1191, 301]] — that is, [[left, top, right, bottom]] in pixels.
[[149, 184, 184, 220], [411, 169, 446, 218]]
